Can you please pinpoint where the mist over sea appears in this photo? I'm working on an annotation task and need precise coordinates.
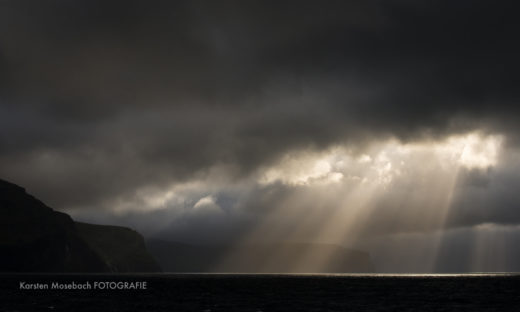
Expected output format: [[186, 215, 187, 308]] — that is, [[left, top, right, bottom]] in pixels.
[[2, 273, 519, 311]]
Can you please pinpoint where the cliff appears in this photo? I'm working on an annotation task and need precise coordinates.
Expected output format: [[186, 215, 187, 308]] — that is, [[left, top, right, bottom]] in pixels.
[[76, 222, 161, 272], [0, 179, 160, 272]]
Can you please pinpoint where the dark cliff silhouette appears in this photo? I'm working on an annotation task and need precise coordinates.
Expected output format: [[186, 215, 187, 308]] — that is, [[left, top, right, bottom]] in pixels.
[[75, 222, 161, 272], [0, 179, 160, 272]]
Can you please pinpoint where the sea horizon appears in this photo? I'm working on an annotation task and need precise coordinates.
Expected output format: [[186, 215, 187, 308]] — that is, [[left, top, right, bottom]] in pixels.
[[3, 272, 520, 311], [3, 272, 520, 276]]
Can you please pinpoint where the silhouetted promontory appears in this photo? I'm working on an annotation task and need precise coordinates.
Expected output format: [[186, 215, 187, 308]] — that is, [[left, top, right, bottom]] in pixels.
[[75, 222, 161, 272], [0, 179, 160, 272]]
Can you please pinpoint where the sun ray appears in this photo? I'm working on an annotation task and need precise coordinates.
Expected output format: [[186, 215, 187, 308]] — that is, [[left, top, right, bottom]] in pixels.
[[217, 131, 504, 273]]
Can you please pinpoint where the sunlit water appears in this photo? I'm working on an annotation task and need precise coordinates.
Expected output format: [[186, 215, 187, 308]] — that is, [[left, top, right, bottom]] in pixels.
[[2, 273, 519, 311]]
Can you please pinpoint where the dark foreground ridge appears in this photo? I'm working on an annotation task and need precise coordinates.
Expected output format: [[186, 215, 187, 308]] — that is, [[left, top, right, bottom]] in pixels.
[[0, 179, 160, 272], [148, 239, 375, 273]]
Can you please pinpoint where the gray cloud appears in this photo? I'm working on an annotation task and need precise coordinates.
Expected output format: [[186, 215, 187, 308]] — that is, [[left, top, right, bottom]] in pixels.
[[1, 1, 520, 272]]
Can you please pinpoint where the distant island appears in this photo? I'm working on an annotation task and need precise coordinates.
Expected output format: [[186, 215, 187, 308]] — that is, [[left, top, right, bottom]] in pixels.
[[0, 178, 374, 273], [147, 239, 375, 273]]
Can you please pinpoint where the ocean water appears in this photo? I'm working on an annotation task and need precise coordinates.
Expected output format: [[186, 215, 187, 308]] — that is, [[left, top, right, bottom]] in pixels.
[[1, 273, 519, 311]]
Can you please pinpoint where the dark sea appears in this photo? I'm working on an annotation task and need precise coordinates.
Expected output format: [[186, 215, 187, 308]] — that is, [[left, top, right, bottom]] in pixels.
[[1, 273, 519, 311]]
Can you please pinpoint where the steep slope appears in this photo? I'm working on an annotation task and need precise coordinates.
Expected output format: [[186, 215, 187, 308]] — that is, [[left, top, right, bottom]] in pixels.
[[76, 222, 161, 272], [0, 179, 161, 272], [0, 179, 108, 272]]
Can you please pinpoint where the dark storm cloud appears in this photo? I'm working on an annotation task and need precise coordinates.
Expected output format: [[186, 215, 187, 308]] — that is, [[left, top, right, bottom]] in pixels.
[[0, 0, 519, 211]]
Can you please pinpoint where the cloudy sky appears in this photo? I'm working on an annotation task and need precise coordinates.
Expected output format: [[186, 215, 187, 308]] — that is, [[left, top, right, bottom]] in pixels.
[[1, 0, 520, 272]]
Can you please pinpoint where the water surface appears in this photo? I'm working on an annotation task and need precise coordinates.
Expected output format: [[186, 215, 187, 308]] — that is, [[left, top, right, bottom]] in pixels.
[[1, 273, 519, 311]]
